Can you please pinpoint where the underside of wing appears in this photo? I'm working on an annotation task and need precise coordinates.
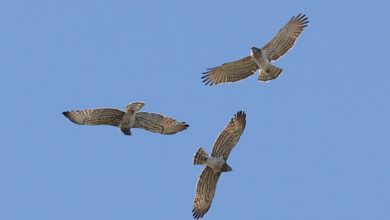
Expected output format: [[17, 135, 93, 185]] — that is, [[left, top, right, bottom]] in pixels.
[[62, 108, 124, 126], [193, 167, 221, 219], [211, 111, 246, 161], [202, 56, 258, 86], [132, 112, 189, 134], [262, 14, 309, 61]]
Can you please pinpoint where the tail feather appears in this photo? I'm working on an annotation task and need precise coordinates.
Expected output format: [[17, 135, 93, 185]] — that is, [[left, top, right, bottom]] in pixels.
[[259, 64, 283, 82], [193, 147, 209, 165], [125, 102, 145, 113]]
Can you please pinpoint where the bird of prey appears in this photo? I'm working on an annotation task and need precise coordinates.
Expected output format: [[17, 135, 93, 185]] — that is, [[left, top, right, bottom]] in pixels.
[[192, 111, 246, 219], [62, 101, 189, 136], [202, 13, 309, 85]]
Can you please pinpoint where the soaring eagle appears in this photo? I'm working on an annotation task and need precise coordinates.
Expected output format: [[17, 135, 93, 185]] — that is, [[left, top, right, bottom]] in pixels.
[[202, 14, 309, 85], [192, 111, 246, 219], [63, 101, 189, 136]]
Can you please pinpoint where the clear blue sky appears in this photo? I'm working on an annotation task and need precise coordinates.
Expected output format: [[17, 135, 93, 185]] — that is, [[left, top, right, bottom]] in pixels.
[[1, 0, 389, 219]]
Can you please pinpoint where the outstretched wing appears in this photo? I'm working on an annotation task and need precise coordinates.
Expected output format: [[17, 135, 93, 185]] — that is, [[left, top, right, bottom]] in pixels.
[[201, 56, 258, 86], [132, 112, 189, 134], [211, 111, 246, 161], [62, 108, 124, 126], [193, 167, 221, 219], [262, 14, 309, 61]]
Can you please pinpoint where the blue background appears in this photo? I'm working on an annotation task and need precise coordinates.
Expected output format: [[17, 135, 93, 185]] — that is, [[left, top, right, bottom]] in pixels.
[[1, 0, 389, 219]]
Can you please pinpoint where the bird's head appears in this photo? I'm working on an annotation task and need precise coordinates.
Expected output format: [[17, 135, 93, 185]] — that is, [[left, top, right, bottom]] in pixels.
[[251, 47, 261, 54], [221, 163, 233, 172], [250, 47, 261, 55]]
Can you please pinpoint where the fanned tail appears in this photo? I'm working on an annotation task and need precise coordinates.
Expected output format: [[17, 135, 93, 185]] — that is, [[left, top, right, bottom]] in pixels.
[[193, 147, 208, 165], [125, 101, 145, 113], [259, 64, 283, 82]]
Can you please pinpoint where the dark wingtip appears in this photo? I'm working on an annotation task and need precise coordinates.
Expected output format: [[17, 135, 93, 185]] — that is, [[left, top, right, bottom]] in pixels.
[[201, 68, 218, 86], [235, 111, 247, 129], [292, 13, 308, 21], [298, 14, 309, 22], [62, 111, 81, 125], [182, 122, 190, 129], [300, 14, 309, 25], [236, 110, 246, 119], [62, 111, 70, 117], [201, 77, 215, 86], [192, 209, 203, 219], [202, 79, 212, 86], [201, 73, 213, 86], [290, 13, 309, 29]]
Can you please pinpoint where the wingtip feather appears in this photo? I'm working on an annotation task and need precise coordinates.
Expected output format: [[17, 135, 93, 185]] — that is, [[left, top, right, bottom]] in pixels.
[[291, 13, 309, 24], [62, 110, 82, 125], [181, 122, 190, 130], [192, 208, 204, 219], [235, 110, 246, 119]]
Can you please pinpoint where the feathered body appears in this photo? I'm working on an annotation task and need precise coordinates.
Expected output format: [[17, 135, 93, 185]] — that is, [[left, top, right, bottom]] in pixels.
[[194, 147, 232, 173], [119, 102, 145, 135]]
